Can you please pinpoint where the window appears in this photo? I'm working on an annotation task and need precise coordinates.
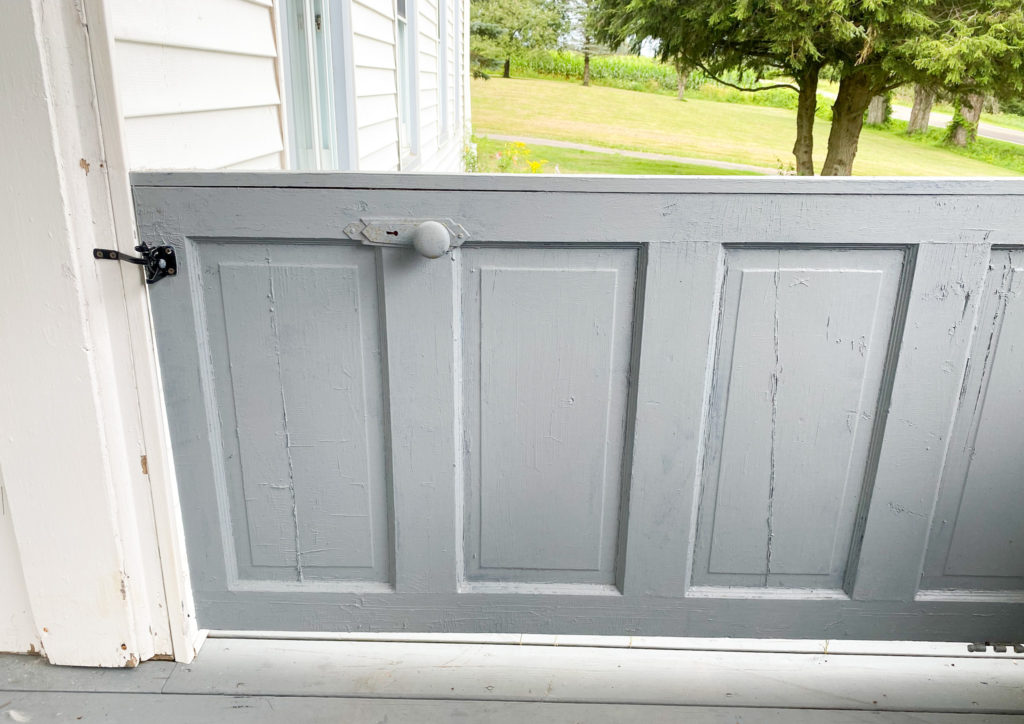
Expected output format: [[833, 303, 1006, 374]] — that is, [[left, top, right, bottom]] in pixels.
[[282, 0, 341, 169], [437, 0, 447, 138], [396, 0, 416, 156]]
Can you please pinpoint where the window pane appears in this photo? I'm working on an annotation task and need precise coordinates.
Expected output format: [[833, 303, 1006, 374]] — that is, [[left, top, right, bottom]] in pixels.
[[312, 0, 337, 167], [397, 18, 411, 150], [285, 0, 316, 169]]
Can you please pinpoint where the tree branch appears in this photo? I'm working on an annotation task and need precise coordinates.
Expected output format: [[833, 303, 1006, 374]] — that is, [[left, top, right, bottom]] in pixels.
[[695, 62, 799, 92]]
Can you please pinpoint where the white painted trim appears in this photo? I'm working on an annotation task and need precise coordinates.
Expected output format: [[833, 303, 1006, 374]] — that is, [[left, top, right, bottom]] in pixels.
[[0, 0, 196, 666], [269, 0, 291, 169], [168, 638, 1024, 712], [83, 0, 200, 664], [205, 632, 1021, 660]]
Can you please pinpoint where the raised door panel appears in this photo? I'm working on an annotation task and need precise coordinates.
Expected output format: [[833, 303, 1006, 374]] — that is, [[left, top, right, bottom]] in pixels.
[[199, 242, 392, 585], [692, 247, 907, 592], [921, 249, 1024, 593], [459, 247, 638, 588]]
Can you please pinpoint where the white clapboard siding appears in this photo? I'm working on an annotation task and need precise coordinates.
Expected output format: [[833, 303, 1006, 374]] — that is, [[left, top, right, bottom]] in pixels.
[[349, 0, 464, 171], [353, 34, 398, 69], [360, 139, 402, 170], [352, 0, 399, 170], [351, 1, 396, 43], [357, 93, 401, 128], [114, 43, 280, 117], [356, 66, 398, 95], [418, 0, 440, 148], [360, 118, 401, 156], [226, 151, 288, 170], [109, 0, 284, 169], [123, 106, 283, 169], [107, 0, 276, 56]]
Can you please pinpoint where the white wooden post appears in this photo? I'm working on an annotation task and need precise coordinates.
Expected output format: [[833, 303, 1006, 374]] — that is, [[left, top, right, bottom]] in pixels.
[[0, 0, 197, 665]]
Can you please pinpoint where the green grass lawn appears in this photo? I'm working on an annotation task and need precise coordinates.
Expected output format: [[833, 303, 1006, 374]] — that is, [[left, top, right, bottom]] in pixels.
[[472, 77, 1022, 176], [473, 136, 758, 175]]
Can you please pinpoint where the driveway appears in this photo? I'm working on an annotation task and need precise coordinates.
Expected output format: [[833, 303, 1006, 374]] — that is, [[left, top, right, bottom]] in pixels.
[[888, 104, 1024, 145]]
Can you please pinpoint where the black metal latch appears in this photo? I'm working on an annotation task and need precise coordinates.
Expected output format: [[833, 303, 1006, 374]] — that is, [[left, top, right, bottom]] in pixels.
[[93, 243, 177, 285]]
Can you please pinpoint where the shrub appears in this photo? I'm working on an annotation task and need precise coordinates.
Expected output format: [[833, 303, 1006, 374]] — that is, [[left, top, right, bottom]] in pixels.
[[511, 50, 693, 93]]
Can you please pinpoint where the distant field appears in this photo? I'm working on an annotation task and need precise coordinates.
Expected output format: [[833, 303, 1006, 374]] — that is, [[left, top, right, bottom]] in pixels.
[[473, 137, 758, 175], [472, 77, 1022, 176]]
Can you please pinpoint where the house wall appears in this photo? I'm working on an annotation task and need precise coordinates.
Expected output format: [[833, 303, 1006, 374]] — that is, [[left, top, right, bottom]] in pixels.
[[351, 0, 467, 171], [107, 0, 287, 169], [0, 0, 468, 660]]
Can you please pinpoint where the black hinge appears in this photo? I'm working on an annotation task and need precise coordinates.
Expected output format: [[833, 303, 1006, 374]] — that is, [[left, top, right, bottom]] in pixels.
[[93, 243, 177, 285], [967, 642, 1024, 653]]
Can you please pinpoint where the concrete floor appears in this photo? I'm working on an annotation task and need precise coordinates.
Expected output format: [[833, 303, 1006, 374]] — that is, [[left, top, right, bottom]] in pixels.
[[2, 637, 1023, 722]]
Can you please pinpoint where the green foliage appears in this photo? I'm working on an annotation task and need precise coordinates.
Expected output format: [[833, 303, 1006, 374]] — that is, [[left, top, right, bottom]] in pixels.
[[590, 0, 1024, 173], [511, 50, 687, 91], [470, 0, 565, 75], [488, 141, 550, 173], [472, 136, 758, 174], [462, 138, 479, 172], [888, 119, 1024, 174], [943, 105, 977, 144], [902, 1, 1024, 100]]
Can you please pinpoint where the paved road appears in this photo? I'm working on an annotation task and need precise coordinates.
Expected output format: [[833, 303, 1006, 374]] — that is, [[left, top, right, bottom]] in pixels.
[[888, 104, 1024, 145], [818, 90, 1024, 146], [482, 134, 777, 174]]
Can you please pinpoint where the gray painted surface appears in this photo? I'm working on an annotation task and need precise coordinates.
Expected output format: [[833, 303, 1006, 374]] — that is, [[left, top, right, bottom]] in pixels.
[[4, 636, 1024, 720], [922, 249, 1024, 592], [133, 174, 1024, 639], [6, 694, 1024, 724]]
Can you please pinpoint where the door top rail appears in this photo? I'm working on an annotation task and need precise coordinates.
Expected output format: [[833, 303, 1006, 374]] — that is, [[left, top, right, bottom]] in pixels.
[[130, 171, 1024, 196]]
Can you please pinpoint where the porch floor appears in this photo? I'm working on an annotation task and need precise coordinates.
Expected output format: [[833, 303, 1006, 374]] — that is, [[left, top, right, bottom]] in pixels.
[[2, 636, 1022, 722]]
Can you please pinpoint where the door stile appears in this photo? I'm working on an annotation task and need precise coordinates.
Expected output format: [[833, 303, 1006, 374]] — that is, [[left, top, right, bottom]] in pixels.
[[851, 242, 992, 602], [379, 247, 461, 596], [621, 242, 724, 598]]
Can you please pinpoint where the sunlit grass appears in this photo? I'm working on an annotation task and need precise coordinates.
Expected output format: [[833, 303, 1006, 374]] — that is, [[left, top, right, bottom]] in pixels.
[[472, 77, 1021, 176], [473, 136, 759, 175]]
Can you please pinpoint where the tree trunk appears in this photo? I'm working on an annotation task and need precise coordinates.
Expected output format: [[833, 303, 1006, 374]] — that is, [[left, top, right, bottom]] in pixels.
[[951, 93, 984, 146], [502, 58, 510, 79], [866, 94, 887, 125], [792, 67, 819, 176], [676, 63, 690, 99], [820, 72, 875, 176], [583, 51, 591, 86], [906, 85, 934, 134]]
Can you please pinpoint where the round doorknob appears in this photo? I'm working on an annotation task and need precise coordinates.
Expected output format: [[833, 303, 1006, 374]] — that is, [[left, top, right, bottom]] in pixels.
[[412, 221, 451, 258]]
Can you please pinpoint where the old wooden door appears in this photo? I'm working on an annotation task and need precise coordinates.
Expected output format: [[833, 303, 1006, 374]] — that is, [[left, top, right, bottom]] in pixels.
[[134, 174, 1024, 640]]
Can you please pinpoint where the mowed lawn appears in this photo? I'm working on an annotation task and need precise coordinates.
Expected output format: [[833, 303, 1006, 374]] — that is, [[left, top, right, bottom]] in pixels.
[[472, 77, 1021, 176], [473, 137, 758, 175]]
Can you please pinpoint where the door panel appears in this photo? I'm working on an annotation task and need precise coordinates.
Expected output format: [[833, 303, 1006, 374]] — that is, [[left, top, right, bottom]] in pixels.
[[460, 248, 638, 587], [134, 174, 1024, 640], [921, 248, 1024, 592], [199, 242, 391, 584], [693, 248, 906, 591]]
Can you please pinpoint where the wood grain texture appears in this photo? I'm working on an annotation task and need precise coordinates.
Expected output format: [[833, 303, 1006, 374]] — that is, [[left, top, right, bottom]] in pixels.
[[921, 249, 1024, 593], [5, 693, 1022, 724], [694, 248, 905, 590], [460, 249, 637, 586], [158, 638, 1024, 713], [135, 178, 1024, 640], [851, 244, 992, 602]]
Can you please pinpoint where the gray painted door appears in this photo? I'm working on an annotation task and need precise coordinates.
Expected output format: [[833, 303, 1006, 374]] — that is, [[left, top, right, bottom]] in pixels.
[[133, 174, 1024, 641]]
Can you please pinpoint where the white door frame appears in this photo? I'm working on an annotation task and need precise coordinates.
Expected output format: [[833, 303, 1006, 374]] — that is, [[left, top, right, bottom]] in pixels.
[[0, 0, 198, 665]]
